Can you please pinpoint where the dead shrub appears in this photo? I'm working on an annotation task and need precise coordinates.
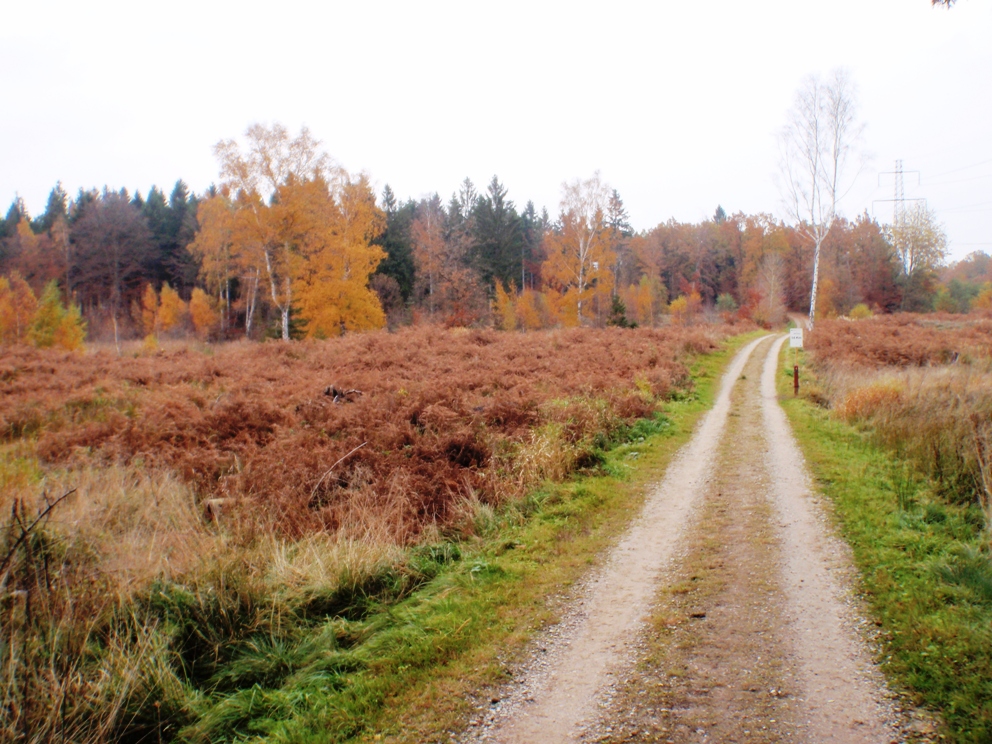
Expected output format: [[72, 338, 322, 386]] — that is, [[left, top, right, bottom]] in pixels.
[[837, 380, 904, 422]]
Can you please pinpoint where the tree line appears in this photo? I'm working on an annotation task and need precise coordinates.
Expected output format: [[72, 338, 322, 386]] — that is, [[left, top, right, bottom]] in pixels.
[[2, 123, 989, 346]]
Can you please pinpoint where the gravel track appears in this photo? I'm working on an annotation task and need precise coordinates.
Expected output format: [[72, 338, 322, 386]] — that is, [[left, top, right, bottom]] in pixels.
[[462, 335, 901, 744]]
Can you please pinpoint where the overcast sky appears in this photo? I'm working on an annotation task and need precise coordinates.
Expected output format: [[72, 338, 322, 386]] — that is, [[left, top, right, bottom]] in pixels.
[[2, 0, 989, 262]]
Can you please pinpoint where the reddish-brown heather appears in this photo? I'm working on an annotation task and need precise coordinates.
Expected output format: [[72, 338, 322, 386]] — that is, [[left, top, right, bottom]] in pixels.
[[807, 313, 992, 368], [1, 325, 738, 539]]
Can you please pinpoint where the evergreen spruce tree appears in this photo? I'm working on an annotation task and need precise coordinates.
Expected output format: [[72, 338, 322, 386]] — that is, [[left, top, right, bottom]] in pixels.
[[32, 182, 69, 234], [472, 176, 523, 290], [374, 199, 417, 301]]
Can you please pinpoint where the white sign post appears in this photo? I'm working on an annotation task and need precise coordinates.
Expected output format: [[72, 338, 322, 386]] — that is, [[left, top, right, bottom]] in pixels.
[[788, 328, 803, 395]]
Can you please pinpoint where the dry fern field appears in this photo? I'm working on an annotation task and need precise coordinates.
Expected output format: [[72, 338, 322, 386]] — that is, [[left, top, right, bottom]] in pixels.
[[0, 323, 741, 742]]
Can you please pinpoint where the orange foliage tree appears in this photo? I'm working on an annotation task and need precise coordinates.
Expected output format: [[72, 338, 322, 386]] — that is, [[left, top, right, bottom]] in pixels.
[[0, 272, 38, 344], [141, 283, 159, 336], [622, 274, 667, 327], [542, 173, 615, 326], [201, 124, 385, 340], [410, 195, 448, 317], [492, 281, 517, 330], [189, 287, 218, 338], [158, 283, 188, 333], [187, 192, 246, 335], [515, 289, 547, 330], [292, 176, 386, 338]]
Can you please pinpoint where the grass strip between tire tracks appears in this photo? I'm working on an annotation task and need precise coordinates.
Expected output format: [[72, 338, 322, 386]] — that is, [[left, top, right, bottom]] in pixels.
[[779, 346, 992, 743]]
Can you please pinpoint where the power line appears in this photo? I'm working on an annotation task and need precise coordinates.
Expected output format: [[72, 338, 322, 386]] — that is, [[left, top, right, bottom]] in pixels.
[[924, 172, 992, 187], [927, 158, 992, 180]]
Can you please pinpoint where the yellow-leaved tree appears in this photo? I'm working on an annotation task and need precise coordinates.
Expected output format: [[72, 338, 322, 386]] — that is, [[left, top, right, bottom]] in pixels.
[[28, 281, 85, 350], [515, 289, 546, 330], [623, 274, 666, 327], [0, 272, 38, 344], [972, 283, 992, 312], [492, 281, 517, 330], [187, 191, 250, 335], [189, 287, 219, 338], [542, 173, 615, 326], [291, 175, 386, 338], [196, 124, 386, 339], [141, 284, 159, 336], [158, 283, 188, 333]]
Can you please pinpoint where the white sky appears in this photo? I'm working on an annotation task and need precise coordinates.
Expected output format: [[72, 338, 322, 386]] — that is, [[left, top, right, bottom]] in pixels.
[[2, 0, 989, 262]]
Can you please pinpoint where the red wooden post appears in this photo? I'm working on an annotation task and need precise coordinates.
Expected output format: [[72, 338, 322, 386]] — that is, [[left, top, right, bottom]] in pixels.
[[793, 364, 799, 396]]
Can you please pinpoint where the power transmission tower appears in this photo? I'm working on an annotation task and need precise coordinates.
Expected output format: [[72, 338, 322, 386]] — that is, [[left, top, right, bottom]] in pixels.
[[893, 159, 905, 227], [871, 158, 926, 222], [873, 160, 924, 227], [874, 161, 927, 277]]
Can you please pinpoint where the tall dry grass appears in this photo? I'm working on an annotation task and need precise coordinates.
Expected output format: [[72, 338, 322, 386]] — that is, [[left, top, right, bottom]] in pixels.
[[0, 462, 430, 742], [808, 315, 992, 538], [0, 464, 210, 741]]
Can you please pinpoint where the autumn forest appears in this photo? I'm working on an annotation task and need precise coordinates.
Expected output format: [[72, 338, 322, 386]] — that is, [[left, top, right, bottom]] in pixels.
[[1, 123, 990, 350]]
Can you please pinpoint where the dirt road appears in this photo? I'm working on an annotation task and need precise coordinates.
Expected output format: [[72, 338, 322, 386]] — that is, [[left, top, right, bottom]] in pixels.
[[466, 335, 899, 743]]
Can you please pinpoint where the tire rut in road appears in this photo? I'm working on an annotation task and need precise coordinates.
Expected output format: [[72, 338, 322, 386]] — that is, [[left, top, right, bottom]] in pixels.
[[759, 335, 897, 742]]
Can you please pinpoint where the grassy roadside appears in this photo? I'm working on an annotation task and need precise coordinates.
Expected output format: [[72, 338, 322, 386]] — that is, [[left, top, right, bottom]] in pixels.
[[220, 330, 763, 744], [778, 346, 992, 743]]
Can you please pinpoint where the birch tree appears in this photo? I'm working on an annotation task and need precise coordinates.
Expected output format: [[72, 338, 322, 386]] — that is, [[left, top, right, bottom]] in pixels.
[[778, 69, 863, 328], [889, 203, 947, 277], [213, 124, 331, 340], [542, 172, 614, 325]]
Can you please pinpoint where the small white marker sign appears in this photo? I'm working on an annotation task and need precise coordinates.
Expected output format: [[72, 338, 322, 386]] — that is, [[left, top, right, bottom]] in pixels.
[[789, 328, 804, 348]]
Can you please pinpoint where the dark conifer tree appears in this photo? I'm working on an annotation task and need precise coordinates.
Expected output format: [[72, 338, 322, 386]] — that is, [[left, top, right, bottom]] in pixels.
[[1, 197, 27, 239], [381, 184, 397, 214], [166, 180, 199, 293], [69, 188, 97, 225], [32, 183, 69, 234], [472, 175, 523, 290], [375, 198, 416, 301], [520, 200, 544, 290]]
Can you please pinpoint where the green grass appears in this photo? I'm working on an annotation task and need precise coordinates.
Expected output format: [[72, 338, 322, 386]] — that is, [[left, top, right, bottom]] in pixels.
[[779, 348, 992, 743], [143, 331, 764, 744]]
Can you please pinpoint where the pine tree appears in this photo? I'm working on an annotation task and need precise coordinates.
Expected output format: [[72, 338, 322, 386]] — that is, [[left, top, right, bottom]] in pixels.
[[472, 176, 523, 290], [381, 184, 397, 214], [33, 183, 69, 234], [1, 197, 27, 241], [375, 199, 417, 302]]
